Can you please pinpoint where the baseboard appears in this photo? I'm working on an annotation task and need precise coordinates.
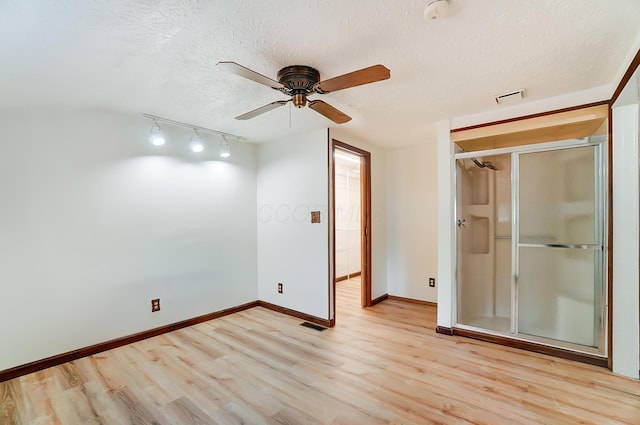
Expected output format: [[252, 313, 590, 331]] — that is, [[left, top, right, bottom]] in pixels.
[[0, 300, 259, 383], [436, 326, 454, 335], [452, 327, 608, 368], [371, 293, 388, 306], [257, 301, 332, 328], [387, 295, 437, 307], [335, 271, 362, 282]]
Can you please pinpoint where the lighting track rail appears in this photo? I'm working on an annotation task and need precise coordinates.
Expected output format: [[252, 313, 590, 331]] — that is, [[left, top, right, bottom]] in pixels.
[[142, 114, 246, 142]]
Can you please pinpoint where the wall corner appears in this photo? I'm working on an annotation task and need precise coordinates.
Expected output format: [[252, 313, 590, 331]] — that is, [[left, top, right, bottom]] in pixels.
[[436, 119, 454, 328]]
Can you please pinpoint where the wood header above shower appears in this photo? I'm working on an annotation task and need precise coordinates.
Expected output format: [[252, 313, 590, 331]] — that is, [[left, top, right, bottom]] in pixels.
[[451, 104, 608, 152]]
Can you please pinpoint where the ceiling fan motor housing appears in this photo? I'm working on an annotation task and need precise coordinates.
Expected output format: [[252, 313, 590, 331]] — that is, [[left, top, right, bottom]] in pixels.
[[277, 65, 320, 108]]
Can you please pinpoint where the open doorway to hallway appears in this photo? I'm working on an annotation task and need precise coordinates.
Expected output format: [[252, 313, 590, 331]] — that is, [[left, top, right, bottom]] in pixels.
[[335, 149, 361, 282], [331, 140, 372, 321]]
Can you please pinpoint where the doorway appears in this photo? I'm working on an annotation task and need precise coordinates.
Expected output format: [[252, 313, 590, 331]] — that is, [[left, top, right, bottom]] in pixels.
[[331, 140, 372, 322]]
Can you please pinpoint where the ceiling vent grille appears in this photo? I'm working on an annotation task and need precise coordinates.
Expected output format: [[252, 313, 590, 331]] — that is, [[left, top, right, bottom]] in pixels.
[[494, 89, 525, 105]]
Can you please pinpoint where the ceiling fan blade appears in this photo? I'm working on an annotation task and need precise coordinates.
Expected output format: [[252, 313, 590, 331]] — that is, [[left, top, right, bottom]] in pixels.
[[217, 61, 285, 90], [236, 100, 289, 120], [314, 64, 390, 94], [308, 100, 352, 124]]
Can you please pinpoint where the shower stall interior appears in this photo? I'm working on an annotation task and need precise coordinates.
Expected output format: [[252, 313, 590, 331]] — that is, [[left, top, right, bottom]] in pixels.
[[455, 136, 607, 356]]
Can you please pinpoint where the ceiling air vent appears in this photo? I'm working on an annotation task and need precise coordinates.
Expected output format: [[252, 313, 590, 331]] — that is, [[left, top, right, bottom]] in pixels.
[[494, 89, 525, 105]]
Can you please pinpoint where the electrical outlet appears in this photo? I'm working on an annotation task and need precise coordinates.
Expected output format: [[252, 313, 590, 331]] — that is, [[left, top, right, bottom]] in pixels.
[[277, 283, 283, 294], [428, 278, 436, 288], [151, 298, 160, 312]]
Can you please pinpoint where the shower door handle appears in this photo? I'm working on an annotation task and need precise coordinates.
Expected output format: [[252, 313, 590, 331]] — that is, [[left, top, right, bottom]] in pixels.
[[457, 218, 469, 228]]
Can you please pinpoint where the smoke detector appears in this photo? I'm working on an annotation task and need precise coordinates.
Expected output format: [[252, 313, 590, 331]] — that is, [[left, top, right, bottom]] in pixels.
[[424, 0, 449, 21]]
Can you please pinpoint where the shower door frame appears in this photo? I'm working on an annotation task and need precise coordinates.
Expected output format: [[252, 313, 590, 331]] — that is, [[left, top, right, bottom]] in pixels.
[[453, 136, 608, 358]]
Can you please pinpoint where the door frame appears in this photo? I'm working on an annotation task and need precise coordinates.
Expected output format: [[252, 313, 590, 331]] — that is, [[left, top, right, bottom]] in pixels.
[[330, 139, 372, 322]]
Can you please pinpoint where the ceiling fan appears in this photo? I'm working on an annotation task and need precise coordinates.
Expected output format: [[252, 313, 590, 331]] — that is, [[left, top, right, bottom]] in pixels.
[[216, 61, 390, 124]]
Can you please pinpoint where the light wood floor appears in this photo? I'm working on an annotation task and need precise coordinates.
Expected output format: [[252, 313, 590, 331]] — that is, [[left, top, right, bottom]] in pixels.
[[2, 278, 640, 424]]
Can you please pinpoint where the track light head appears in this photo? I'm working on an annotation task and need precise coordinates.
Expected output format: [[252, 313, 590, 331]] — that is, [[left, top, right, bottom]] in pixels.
[[149, 121, 165, 146], [190, 130, 204, 153], [219, 138, 231, 158]]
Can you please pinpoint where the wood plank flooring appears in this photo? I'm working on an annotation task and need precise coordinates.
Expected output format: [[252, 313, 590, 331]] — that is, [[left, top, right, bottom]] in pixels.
[[2, 278, 640, 424]]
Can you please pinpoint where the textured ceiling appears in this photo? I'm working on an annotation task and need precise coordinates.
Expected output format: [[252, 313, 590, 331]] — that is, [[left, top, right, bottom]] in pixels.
[[1, 0, 639, 148]]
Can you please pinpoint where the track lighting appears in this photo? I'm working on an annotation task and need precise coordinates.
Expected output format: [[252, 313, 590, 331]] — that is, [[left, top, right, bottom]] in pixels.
[[142, 113, 244, 157], [190, 130, 204, 153], [219, 137, 231, 158], [149, 121, 165, 146]]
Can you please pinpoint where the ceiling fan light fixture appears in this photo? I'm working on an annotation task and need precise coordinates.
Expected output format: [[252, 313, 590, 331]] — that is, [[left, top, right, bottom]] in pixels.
[[424, 0, 449, 21], [292, 93, 307, 108]]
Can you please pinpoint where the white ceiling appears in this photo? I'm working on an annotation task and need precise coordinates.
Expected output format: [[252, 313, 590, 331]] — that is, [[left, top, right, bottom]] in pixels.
[[1, 0, 639, 148]]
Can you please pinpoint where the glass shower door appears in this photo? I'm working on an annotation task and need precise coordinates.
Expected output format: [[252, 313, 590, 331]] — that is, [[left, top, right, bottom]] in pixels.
[[516, 145, 604, 349], [456, 154, 512, 333]]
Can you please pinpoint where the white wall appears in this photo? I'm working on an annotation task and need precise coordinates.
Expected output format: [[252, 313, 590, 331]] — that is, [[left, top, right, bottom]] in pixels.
[[609, 43, 640, 376], [449, 85, 612, 130], [612, 101, 640, 378], [257, 129, 330, 320], [436, 120, 455, 327], [0, 108, 258, 371], [329, 129, 388, 301], [387, 142, 438, 302]]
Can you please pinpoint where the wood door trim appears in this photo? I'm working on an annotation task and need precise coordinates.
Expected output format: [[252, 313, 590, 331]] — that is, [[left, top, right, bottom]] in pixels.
[[361, 151, 372, 307], [607, 106, 613, 369], [331, 139, 373, 318], [327, 129, 334, 326], [450, 100, 609, 133]]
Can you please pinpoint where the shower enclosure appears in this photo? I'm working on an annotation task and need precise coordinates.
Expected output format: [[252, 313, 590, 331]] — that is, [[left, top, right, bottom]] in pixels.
[[455, 136, 606, 356]]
